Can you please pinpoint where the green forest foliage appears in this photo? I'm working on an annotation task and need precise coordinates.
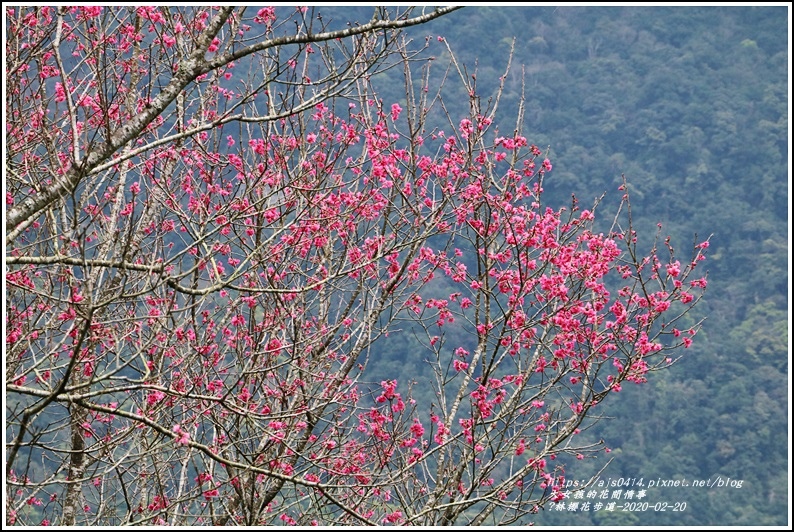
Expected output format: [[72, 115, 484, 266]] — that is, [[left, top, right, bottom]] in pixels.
[[358, 5, 788, 526], [4, 6, 786, 526]]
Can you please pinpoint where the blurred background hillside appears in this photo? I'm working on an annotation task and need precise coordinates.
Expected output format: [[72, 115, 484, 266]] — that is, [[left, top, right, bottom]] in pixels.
[[340, 5, 788, 525]]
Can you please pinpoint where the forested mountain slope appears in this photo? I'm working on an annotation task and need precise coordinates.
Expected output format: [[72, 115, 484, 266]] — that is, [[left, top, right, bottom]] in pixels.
[[365, 6, 788, 525]]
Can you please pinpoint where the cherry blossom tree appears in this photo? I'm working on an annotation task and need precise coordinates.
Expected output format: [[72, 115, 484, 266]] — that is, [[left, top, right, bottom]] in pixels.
[[5, 6, 708, 526]]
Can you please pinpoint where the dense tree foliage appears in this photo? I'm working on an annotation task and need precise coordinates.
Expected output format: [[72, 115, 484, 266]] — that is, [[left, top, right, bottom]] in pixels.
[[404, 6, 788, 526], [2, 5, 715, 526], [4, 5, 788, 527]]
